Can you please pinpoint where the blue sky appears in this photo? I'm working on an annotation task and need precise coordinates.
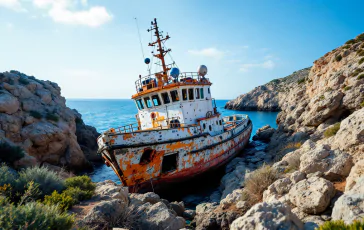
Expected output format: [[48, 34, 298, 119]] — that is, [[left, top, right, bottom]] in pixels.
[[0, 0, 363, 99]]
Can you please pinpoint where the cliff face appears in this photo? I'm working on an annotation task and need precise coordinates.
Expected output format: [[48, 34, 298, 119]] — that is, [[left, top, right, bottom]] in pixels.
[[225, 67, 311, 111], [0, 70, 100, 170]]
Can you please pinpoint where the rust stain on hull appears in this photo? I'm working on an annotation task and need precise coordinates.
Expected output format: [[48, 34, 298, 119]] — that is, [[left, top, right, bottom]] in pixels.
[[100, 120, 253, 192]]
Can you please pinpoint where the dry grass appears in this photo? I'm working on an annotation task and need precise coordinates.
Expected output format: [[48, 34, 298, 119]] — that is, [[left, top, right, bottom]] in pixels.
[[242, 164, 280, 207], [284, 153, 301, 173], [282, 142, 302, 150]]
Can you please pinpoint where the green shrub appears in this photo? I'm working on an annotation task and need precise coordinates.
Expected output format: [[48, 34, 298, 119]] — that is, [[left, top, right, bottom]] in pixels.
[[335, 54, 342, 62], [242, 164, 279, 206], [352, 68, 363, 77], [0, 201, 74, 230], [46, 112, 59, 122], [75, 117, 83, 124], [357, 33, 364, 42], [342, 44, 351, 49], [358, 74, 364, 80], [361, 100, 364, 107], [270, 79, 280, 84], [345, 39, 356, 45], [18, 77, 29, 85], [324, 122, 341, 138], [0, 141, 25, 164], [63, 187, 93, 203], [359, 57, 364, 65], [0, 164, 18, 187], [318, 219, 364, 230], [344, 86, 352, 91], [297, 78, 306, 84], [319, 95, 325, 100], [43, 190, 75, 211], [357, 49, 364, 57], [18, 167, 64, 197], [65, 175, 96, 192], [29, 110, 43, 119]]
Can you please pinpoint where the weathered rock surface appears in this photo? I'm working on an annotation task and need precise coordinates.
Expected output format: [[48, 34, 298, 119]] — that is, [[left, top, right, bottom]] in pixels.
[[225, 67, 311, 111], [332, 176, 364, 224], [230, 202, 303, 230], [345, 159, 364, 192], [252, 125, 275, 142], [289, 177, 335, 214], [0, 71, 100, 170]]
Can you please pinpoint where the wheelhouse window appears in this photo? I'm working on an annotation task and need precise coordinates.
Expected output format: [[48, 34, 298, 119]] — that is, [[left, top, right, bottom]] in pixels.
[[151, 95, 161, 106], [170, 90, 180, 102], [200, 88, 204, 99], [161, 92, 170, 104], [195, 88, 200, 99], [188, 88, 194, 100], [136, 99, 144, 110], [208, 88, 210, 94], [182, 89, 188, 101], [144, 97, 153, 108]]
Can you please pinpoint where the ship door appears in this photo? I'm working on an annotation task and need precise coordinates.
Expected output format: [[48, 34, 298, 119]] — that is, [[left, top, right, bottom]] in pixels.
[[161, 152, 178, 173]]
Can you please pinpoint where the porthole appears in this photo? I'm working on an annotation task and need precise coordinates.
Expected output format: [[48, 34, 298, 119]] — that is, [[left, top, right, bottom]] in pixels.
[[209, 125, 212, 131], [203, 123, 206, 129]]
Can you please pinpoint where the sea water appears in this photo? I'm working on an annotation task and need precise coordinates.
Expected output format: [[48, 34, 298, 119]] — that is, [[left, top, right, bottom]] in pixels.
[[66, 99, 278, 203]]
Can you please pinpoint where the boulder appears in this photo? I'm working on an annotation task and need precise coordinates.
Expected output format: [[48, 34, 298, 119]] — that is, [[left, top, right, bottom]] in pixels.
[[263, 178, 292, 204], [302, 215, 325, 230], [0, 91, 19, 114], [290, 171, 306, 184], [170, 201, 185, 216], [289, 177, 335, 214], [299, 143, 353, 180], [95, 180, 129, 204], [252, 125, 275, 142], [13, 154, 38, 168], [139, 202, 185, 230], [332, 176, 364, 224], [220, 189, 244, 209], [345, 159, 364, 192], [230, 202, 303, 230], [130, 192, 161, 206], [83, 199, 128, 225]]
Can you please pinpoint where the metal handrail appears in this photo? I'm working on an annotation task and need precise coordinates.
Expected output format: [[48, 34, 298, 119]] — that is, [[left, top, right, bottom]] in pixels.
[[135, 72, 210, 93]]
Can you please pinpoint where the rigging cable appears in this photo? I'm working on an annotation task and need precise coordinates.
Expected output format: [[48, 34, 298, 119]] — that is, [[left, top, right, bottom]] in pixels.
[[134, 17, 145, 60]]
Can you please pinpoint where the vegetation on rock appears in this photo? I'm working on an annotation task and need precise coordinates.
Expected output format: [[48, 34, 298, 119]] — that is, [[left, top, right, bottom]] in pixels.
[[0, 141, 25, 164], [358, 74, 364, 80], [335, 54, 343, 62], [46, 112, 60, 122], [318, 219, 364, 230], [324, 122, 341, 138], [29, 110, 43, 119]]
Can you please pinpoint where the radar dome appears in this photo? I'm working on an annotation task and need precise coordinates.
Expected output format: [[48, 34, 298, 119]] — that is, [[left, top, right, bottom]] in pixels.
[[198, 65, 208, 77], [170, 67, 180, 78], [144, 58, 150, 64]]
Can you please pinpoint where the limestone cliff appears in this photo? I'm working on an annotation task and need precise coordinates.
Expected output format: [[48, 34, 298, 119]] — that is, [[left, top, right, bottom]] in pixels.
[[225, 67, 311, 111], [0, 70, 101, 170]]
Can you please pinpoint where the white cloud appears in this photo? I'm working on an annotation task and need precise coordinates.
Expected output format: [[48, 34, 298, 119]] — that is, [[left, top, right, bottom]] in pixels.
[[188, 48, 225, 59], [0, 0, 26, 12], [33, 0, 112, 27], [240, 60, 275, 72]]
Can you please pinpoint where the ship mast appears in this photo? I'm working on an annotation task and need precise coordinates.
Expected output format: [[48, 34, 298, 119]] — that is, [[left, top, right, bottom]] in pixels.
[[148, 18, 171, 85]]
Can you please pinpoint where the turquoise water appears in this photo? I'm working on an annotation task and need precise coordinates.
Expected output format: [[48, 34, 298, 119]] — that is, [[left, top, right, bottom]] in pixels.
[[66, 99, 279, 183]]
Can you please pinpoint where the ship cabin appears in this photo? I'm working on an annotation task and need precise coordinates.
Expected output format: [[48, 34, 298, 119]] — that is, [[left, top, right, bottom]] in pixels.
[[131, 71, 225, 136]]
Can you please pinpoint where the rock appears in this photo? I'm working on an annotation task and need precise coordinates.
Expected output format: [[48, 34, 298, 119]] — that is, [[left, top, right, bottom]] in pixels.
[[331, 108, 364, 157], [13, 154, 38, 168], [289, 177, 335, 214], [236, 201, 248, 210], [225, 67, 311, 111], [345, 159, 364, 192], [95, 180, 129, 204], [299, 143, 353, 180], [302, 215, 325, 230], [196, 202, 218, 216], [263, 178, 292, 204], [139, 202, 185, 230], [230, 202, 304, 230], [83, 199, 128, 224], [0, 91, 19, 114], [332, 176, 364, 224], [306, 171, 323, 178], [183, 209, 196, 219], [290, 171, 306, 184], [220, 189, 244, 209], [252, 125, 276, 142], [170, 201, 185, 216]]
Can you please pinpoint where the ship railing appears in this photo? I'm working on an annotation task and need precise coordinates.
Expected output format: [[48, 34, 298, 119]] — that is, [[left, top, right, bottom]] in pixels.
[[135, 72, 210, 93], [105, 117, 201, 135]]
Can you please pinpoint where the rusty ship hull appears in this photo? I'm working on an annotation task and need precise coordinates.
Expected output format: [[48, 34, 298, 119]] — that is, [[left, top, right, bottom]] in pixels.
[[98, 116, 252, 193]]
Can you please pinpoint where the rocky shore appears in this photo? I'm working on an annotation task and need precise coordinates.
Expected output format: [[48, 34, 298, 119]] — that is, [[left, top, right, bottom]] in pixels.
[[0, 70, 100, 171]]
